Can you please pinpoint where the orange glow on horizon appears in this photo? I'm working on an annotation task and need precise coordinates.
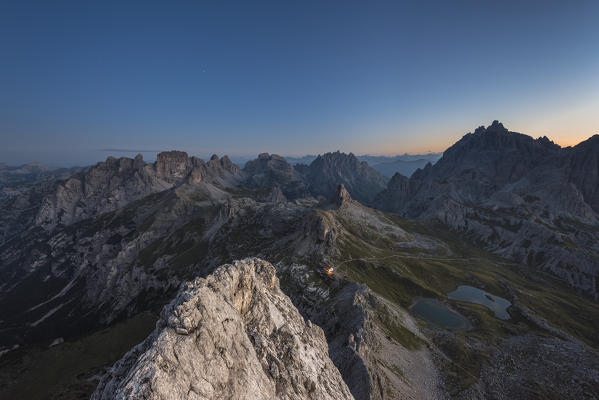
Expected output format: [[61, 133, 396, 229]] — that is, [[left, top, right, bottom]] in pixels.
[[360, 127, 598, 157]]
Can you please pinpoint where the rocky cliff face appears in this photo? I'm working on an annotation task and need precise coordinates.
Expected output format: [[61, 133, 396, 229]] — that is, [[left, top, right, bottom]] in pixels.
[[330, 183, 353, 209], [565, 134, 599, 213], [302, 152, 388, 205], [92, 258, 354, 400], [14, 151, 243, 233], [242, 152, 389, 205], [372, 173, 410, 214], [243, 153, 309, 199], [375, 121, 599, 298]]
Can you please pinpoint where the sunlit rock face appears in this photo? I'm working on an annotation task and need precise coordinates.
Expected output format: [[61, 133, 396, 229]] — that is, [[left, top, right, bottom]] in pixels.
[[92, 258, 354, 400]]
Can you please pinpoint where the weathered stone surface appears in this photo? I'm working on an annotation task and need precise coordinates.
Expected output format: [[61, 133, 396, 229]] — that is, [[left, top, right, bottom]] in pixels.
[[92, 258, 354, 400]]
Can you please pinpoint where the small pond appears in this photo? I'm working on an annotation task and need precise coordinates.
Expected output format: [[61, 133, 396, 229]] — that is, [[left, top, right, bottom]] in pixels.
[[448, 285, 511, 320], [411, 298, 470, 329]]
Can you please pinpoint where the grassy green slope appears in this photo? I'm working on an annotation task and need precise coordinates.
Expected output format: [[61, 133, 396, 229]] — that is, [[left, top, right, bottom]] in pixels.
[[322, 206, 599, 390], [328, 208, 599, 346]]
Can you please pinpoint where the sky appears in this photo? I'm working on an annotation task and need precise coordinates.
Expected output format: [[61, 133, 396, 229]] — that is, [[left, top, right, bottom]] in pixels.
[[1, 0, 598, 166]]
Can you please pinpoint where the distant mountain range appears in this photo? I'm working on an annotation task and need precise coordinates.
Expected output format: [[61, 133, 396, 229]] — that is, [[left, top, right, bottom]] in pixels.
[[0, 162, 81, 184], [0, 163, 83, 207], [229, 152, 442, 178], [282, 152, 442, 178], [1, 122, 598, 400]]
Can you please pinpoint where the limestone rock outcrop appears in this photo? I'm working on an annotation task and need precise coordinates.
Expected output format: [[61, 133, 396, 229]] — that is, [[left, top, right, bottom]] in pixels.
[[92, 258, 354, 400]]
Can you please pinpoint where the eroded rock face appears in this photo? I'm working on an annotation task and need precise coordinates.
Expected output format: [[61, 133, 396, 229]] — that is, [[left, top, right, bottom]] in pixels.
[[243, 153, 309, 199], [373, 173, 409, 213], [303, 152, 388, 205], [330, 183, 354, 209], [258, 184, 287, 203], [566, 134, 599, 213], [32, 152, 242, 231], [92, 258, 354, 400], [375, 121, 599, 299]]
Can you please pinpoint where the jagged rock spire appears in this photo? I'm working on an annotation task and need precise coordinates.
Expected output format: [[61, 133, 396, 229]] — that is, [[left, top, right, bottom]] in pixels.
[[330, 183, 352, 208]]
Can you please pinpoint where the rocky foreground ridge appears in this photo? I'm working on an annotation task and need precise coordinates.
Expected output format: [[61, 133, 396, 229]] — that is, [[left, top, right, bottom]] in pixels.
[[92, 258, 354, 400]]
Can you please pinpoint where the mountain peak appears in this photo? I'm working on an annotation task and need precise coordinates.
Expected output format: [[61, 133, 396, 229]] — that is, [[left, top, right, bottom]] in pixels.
[[92, 258, 353, 400], [473, 120, 508, 136], [487, 120, 507, 132], [243, 153, 307, 199], [156, 151, 191, 182], [157, 150, 189, 160], [575, 134, 599, 149], [306, 152, 387, 205], [330, 183, 352, 207]]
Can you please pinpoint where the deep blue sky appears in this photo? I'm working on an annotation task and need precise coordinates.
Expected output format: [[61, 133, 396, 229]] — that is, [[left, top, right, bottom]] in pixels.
[[1, 0, 598, 166]]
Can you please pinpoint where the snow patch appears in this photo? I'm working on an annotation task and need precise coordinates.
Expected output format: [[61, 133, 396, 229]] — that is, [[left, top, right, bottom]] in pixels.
[[30, 303, 65, 327], [27, 277, 78, 312]]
